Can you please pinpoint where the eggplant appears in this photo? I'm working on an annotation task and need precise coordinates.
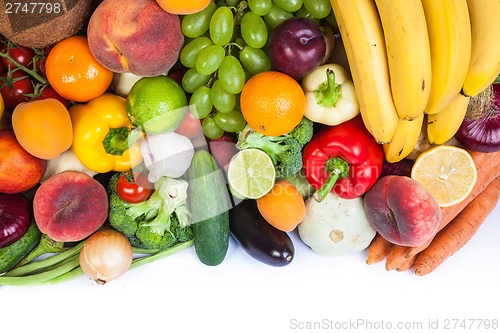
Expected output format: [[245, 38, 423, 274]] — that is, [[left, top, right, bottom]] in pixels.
[[229, 199, 294, 267], [0, 192, 31, 248]]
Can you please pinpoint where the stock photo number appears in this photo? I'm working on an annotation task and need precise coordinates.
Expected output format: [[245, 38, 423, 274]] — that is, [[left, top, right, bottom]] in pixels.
[[5, 2, 61, 14]]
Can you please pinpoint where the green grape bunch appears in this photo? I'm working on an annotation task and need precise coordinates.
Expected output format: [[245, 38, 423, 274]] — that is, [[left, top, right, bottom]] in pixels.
[[179, 0, 334, 140]]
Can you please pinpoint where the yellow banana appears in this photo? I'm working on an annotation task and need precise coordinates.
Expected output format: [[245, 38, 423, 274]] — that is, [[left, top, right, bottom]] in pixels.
[[374, 0, 431, 120], [330, 0, 398, 144], [427, 94, 471, 145], [461, 0, 500, 97], [421, 0, 472, 115], [383, 115, 424, 163]]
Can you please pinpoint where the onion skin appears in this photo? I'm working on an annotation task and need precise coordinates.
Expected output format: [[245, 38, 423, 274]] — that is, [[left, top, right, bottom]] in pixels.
[[79, 229, 133, 285], [0, 192, 31, 248], [455, 84, 500, 152]]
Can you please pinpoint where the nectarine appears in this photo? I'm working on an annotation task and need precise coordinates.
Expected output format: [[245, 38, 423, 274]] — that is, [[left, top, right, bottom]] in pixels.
[[0, 129, 47, 194], [87, 0, 184, 77]]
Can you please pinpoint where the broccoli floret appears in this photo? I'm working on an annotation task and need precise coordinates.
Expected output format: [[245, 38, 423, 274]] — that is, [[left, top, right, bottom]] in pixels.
[[107, 173, 194, 250], [236, 117, 314, 178], [291, 117, 314, 146]]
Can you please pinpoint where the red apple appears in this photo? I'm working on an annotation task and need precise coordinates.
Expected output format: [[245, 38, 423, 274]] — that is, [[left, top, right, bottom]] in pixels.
[[208, 133, 238, 173], [363, 175, 442, 247], [0, 129, 47, 194]]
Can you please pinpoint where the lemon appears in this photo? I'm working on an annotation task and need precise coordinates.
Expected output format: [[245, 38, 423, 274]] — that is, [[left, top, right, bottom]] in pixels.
[[411, 145, 477, 207], [126, 75, 188, 134], [227, 148, 276, 199]]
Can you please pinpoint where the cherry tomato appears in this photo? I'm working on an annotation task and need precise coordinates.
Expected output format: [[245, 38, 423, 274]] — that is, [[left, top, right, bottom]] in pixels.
[[0, 70, 34, 109], [34, 85, 70, 109], [34, 46, 52, 75], [116, 172, 153, 203], [0, 44, 35, 70], [175, 109, 204, 138]]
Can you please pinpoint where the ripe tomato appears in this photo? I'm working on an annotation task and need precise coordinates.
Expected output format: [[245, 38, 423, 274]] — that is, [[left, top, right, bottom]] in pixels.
[[34, 85, 70, 109], [0, 44, 35, 70], [0, 70, 34, 109], [116, 172, 153, 203], [34, 46, 52, 75]]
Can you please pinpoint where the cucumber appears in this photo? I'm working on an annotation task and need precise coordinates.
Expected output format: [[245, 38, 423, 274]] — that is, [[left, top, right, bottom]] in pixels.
[[0, 221, 42, 274], [187, 150, 230, 266]]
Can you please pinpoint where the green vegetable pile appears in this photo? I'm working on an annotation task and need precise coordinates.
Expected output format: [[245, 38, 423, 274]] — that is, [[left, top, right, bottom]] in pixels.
[[236, 117, 314, 178], [108, 172, 194, 251]]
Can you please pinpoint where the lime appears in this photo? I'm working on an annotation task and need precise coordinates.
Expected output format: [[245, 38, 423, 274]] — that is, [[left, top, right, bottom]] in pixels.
[[227, 148, 276, 199], [126, 75, 188, 134], [411, 145, 477, 207]]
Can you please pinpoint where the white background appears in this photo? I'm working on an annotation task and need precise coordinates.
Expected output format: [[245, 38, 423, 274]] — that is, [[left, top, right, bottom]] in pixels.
[[1, 203, 498, 333]]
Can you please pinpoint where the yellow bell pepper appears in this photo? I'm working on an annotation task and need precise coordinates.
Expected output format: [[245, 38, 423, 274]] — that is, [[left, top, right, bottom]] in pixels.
[[302, 64, 359, 126], [69, 93, 143, 173]]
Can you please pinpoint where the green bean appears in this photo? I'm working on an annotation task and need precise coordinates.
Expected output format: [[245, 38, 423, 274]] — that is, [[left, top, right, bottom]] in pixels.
[[41, 267, 85, 285], [4, 241, 84, 277], [0, 256, 80, 286], [130, 240, 194, 269]]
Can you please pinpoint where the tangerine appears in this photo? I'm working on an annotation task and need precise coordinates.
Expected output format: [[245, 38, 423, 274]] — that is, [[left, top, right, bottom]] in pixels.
[[45, 35, 113, 103], [240, 71, 305, 136], [155, 0, 212, 15], [256, 180, 306, 232]]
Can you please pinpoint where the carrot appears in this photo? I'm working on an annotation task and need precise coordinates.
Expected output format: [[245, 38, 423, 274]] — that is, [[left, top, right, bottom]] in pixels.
[[366, 233, 394, 265], [381, 149, 500, 271], [385, 245, 411, 270], [397, 253, 416, 272], [414, 176, 500, 276]]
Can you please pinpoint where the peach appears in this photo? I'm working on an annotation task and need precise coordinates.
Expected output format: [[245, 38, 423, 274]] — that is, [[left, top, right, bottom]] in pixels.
[[33, 170, 108, 242], [87, 0, 184, 77], [363, 175, 442, 247], [0, 129, 47, 194]]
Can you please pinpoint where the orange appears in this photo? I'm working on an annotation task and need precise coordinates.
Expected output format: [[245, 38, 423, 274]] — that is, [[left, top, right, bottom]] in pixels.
[[240, 71, 305, 136], [155, 0, 212, 15], [256, 180, 306, 232], [45, 35, 113, 103], [12, 98, 73, 160]]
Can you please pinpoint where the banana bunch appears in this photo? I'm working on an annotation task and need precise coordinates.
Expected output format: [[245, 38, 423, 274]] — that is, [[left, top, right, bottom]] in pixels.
[[330, 0, 500, 162]]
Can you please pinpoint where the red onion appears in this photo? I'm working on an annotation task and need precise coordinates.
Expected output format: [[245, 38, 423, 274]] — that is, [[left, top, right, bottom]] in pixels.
[[0, 192, 31, 248], [455, 84, 500, 152], [380, 158, 415, 178]]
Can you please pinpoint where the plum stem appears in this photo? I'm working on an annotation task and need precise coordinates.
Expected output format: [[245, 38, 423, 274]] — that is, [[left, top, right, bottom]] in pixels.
[[313, 157, 350, 202]]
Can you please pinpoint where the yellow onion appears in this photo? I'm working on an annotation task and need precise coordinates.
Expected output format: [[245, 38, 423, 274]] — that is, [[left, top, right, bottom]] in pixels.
[[79, 229, 133, 285]]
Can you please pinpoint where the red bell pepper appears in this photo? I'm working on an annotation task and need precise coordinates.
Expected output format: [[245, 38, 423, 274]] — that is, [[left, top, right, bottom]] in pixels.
[[302, 116, 384, 201]]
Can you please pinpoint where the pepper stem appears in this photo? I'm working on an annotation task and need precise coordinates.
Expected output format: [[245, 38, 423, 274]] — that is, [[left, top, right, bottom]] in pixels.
[[313, 157, 350, 202], [104, 127, 141, 156], [314, 68, 342, 108]]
